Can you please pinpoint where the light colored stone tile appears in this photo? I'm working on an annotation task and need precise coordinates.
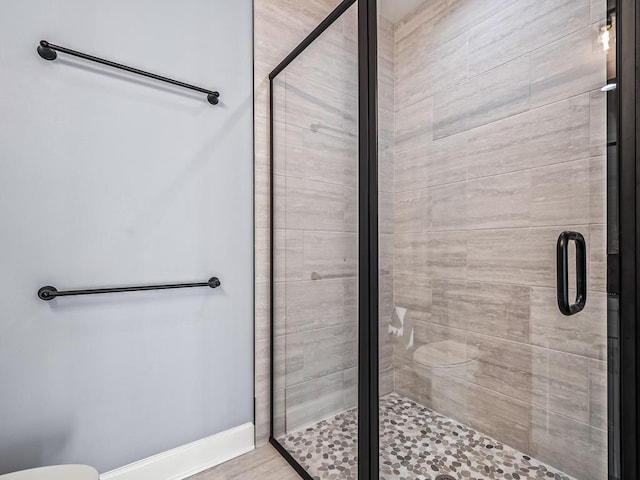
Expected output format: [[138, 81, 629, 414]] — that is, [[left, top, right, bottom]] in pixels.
[[427, 231, 468, 279], [395, 97, 434, 152], [430, 371, 531, 453], [284, 124, 357, 187], [430, 182, 468, 231], [300, 20, 357, 97], [285, 177, 356, 232], [531, 346, 591, 423], [285, 372, 345, 431], [530, 23, 607, 109], [395, 188, 429, 233], [530, 407, 607, 480], [589, 224, 607, 292], [394, 275, 433, 323], [273, 229, 304, 283], [395, 28, 467, 111], [466, 94, 591, 179], [379, 233, 394, 277], [531, 156, 605, 226], [379, 190, 395, 235], [530, 287, 607, 360], [591, 0, 607, 23], [284, 72, 357, 139], [434, 56, 530, 139], [432, 280, 530, 342], [293, 324, 358, 382], [467, 227, 564, 287], [395, 133, 468, 192], [466, 169, 531, 229], [303, 231, 357, 280], [589, 358, 607, 430], [590, 89, 607, 157], [284, 278, 356, 334], [432, 0, 520, 48], [468, 0, 590, 76], [394, 232, 429, 277]]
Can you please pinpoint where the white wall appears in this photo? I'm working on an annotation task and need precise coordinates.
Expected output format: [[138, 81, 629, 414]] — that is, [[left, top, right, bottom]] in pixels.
[[0, 0, 253, 474]]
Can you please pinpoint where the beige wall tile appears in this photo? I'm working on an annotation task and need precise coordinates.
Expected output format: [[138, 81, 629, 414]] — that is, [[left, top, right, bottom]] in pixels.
[[530, 23, 607, 109], [531, 346, 591, 423], [284, 278, 356, 334], [285, 177, 356, 232], [530, 287, 607, 360], [590, 89, 607, 157], [303, 231, 357, 280], [396, 97, 434, 152], [468, 0, 590, 76], [466, 170, 532, 229], [467, 227, 565, 287], [529, 407, 607, 480], [466, 94, 591, 179], [531, 156, 605, 226], [433, 56, 530, 138], [285, 372, 345, 431], [589, 358, 607, 430], [395, 133, 468, 192]]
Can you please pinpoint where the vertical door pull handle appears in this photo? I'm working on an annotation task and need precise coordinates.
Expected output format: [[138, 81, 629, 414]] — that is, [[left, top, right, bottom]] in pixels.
[[557, 231, 587, 316]]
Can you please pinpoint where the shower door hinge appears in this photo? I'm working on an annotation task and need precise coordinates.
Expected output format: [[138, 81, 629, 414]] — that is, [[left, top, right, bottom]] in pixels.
[[607, 254, 620, 296]]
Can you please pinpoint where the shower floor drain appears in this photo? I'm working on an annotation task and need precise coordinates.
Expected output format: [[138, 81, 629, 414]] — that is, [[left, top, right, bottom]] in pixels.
[[435, 476, 456, 480]]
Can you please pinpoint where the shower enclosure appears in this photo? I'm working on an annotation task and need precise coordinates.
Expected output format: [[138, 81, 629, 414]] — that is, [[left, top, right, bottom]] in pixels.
[[269, 0, 638, 479]]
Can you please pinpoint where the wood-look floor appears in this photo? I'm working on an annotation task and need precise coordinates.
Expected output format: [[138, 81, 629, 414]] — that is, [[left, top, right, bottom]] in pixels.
[[187, 446, 300, 480]]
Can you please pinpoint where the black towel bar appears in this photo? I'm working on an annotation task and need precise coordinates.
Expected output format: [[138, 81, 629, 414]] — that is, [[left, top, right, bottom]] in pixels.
[[37, 40, 220, 105], [37, 276, 221, 301]]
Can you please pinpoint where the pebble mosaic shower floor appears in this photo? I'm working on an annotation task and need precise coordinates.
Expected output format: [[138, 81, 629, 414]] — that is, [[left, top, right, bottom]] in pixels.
[[278, 393, 576, 480]]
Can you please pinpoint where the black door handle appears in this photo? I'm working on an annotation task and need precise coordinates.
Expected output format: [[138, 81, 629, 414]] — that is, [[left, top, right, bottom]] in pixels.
[[557, 231, 587, 315]]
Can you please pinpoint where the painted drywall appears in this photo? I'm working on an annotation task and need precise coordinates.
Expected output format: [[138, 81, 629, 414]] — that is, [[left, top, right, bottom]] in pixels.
[[0, 0, 253, 474]]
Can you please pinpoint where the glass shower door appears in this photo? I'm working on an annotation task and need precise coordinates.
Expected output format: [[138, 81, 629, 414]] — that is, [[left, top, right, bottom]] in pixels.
[[379, 0, 615, 479], [270, 3, 360, 479]]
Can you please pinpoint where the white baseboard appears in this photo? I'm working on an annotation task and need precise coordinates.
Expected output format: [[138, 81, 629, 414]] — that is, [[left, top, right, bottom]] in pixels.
[[101, 423, 255, 480]]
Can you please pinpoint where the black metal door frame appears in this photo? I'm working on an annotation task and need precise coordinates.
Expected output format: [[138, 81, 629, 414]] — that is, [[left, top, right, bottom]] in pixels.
[[615, 0, 638, 477], [267, 0, 639, 478]]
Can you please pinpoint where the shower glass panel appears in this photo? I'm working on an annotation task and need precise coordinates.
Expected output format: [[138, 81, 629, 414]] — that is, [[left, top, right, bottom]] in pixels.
[[380, 0, 612, 479], [270, 3, 359, 479]]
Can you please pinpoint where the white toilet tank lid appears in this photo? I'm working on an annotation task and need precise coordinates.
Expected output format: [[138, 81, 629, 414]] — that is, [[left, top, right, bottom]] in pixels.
[[0, 465, 99, 480]]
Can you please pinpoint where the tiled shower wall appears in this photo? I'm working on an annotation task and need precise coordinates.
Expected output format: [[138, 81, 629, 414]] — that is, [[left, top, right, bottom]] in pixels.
[[390, 1, 608, 479], [254, 0, 395, 445]]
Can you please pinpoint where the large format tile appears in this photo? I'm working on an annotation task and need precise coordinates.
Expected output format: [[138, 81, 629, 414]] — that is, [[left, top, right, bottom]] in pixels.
[[465, 169, 532, 229], [530, 407, 607, 480], [530, 287, 607, 360], [395, 131, 468, 193], [467, 226, 565, 287], [530, 346, 591, 424], [395, 97, 434, 152], [284, 72, 357, 139], [286, 323, 357, 385], [432, 280, 530, 343], [468, 0, 590, 76], [283, 124, 357, 187], [466, 94, 591, 179], [395, 29, 468, 111], [530, 23, 607, 109], [285, 372, 345, 431], [302, 231, 357, 280], [432, 0, 520, 48], [530, 156, 605, 226], [284, 278, 356, 334], [433, 56, 530, 139], [284, 177, 356, 232]]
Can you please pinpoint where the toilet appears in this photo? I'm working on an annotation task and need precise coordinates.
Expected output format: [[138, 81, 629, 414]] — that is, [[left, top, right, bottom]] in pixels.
[[0, 465, 98, 480], [412, 339, 479, 381]]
